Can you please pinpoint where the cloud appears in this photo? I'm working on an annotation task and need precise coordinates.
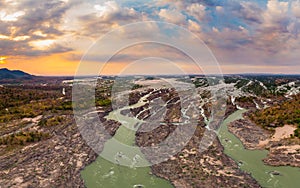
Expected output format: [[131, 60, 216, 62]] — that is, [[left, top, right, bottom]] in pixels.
[[1, 0, 300, 74], [93, 1, 137, 22], [181, 0, 300, 69], [158, 8, 186, 24], [215, 6, 223, 12], [206, 26, 251, 50], [77, 42, 193, 64], [76, 1, 144, 38], [292, 0, 300, 18], [238, 2, 263, 24], [262, 0, 289, 28], [188, 19, 201, 32], [252, 0, 300, 53], [186, 3, 206, 21], [0, 38, 72, 57], [0, 0, 77, 57], [0, 11, 25, 22]]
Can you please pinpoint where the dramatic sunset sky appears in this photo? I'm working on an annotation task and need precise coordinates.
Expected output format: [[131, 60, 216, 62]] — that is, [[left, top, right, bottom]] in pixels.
[[0, 0, 300, 75]]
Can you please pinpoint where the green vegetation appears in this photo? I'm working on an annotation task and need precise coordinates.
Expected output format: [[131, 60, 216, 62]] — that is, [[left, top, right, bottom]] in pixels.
[[192, 78, 209, 88], [0, 78, 114, 156], [145, 76, 155, 80], [0, 100, 51, 123], [0, 85, 70, 123], [224, 76, 239, 84], [235, 79, 249, 89], [225, 75, 300, 97], [132, 84, 143, 90], [249, 94, 300, 138], [0, 86, 62, 110], [0, 99, 74, 123], [96, 99, 111, 106], [54, 101, 73, 111], [38, 116, 65, 127], [242, 83, 268, 96], [293, 124, 300, 138], [95, 79, 113, 107], [236, 96, 255, 103], [0, 131, 50, 146]]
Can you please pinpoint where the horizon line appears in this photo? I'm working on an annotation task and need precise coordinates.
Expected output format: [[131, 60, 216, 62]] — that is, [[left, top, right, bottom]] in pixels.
[[2, 68, 300, 77]]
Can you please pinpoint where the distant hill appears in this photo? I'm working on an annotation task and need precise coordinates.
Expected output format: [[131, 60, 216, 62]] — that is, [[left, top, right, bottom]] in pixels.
[[0, 68, 33, 80]]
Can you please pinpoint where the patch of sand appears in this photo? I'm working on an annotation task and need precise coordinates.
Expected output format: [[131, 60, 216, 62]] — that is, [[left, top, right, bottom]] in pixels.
[[258, 139, 269, 147], [258, 124, 296, 147], [272, 125, 296, 141]]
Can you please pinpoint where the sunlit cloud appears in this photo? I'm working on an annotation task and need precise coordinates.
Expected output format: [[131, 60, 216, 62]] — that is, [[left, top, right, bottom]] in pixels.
[[29, 40, 56, 50], [0, 56, 6, 64], [158, 9, 186, 24], [32, 31, 47, 38], [0, 0, 299, 75], [0, 10, 25, 22]]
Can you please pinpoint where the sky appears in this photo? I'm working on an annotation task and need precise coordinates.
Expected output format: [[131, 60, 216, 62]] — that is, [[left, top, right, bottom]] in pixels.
[[0, 0, 300, 75]]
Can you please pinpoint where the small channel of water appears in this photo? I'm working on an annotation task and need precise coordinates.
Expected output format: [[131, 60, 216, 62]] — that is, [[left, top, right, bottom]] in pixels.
[[81, 93, 174, 188]]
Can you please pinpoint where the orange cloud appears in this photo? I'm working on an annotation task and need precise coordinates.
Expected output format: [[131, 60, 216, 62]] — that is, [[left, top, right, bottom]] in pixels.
[[0, 57, 7, 64]]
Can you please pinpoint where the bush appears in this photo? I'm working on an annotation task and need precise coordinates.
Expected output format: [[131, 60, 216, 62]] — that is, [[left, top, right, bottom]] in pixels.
[[0, 131, 50, 146], [96, 99, 111, 107]]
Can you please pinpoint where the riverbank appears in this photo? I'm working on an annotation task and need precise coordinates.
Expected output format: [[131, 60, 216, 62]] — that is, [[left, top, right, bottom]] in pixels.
[[81, 89, 175, 188], [219, 110, 300, 188], [263, 138, 300, 167], [137, 125, 260, 188], [227, 118, 271, 150], [227, 112, 300, 167], [133, 89, 260, 188], [0, 114, 98, 187]]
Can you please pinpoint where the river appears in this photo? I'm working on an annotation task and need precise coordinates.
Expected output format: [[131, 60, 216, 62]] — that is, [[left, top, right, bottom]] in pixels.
[[81, 92, 174, 188], [218, 109, 300, 188], [81, 102, 300, 188]]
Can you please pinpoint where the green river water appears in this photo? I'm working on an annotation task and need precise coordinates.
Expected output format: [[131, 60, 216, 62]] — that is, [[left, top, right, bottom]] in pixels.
[[81, 106, 300, 188], [219, 110, 300, 188], [81, 95, 174, 188]]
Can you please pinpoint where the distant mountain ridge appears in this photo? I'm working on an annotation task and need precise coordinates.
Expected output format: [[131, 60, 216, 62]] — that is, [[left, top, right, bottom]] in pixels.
[[0, 68, 33, 79]]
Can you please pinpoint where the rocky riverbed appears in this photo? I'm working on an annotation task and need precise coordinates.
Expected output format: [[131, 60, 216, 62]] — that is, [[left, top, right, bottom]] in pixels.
[[227, 112, 300, 168], [0, 109, 121, 187], [227, 118, 271, 150], [136, 124, 260, 188], [264, 139, 300, 167], [128, 88, 261, 188]]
